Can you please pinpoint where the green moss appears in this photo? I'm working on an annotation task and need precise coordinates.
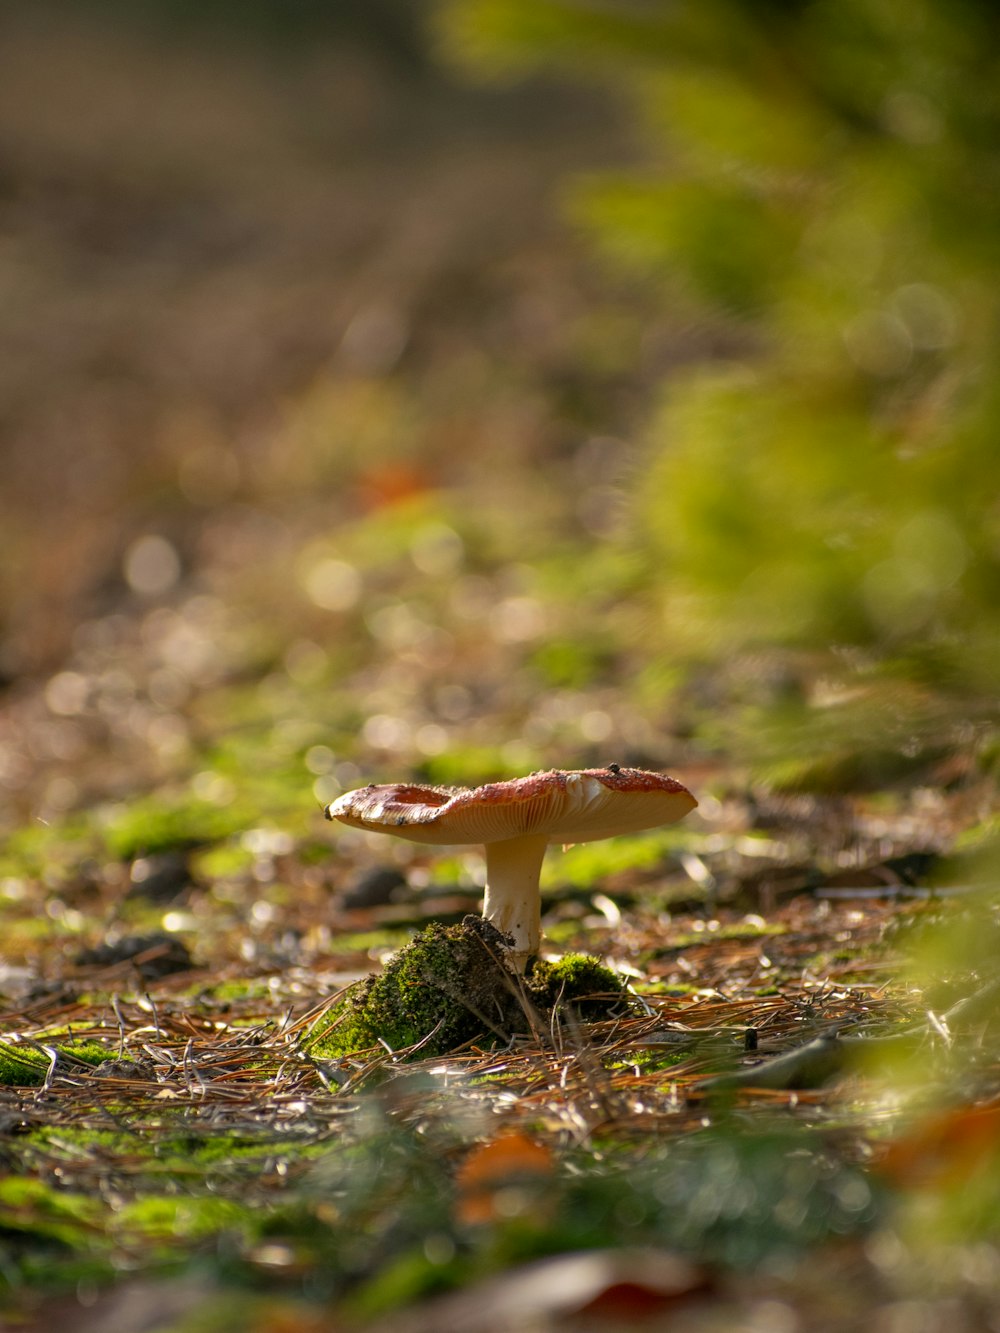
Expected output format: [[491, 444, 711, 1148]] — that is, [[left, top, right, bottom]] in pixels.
[[101, 794, 245, 860], [311, 920, 634, 1061], [529, 636, 610, 689], [328, 927, 414, 954], [0, 1037, 115, 1086], [654, 922, 787, 952], [633, 980, 700, 997], [419, 746, 535, 788], [0, 1041, 50, 1085], [346, 1244, 465, 1321], [192, 841, 258, 878], [117, 1194, 251, 1244], [607, 1049, 692, 1074], [544, 829, 690, 890], [528, 953, 629, 1020], [187, 978, 274, 1005], [542, 918, 589, 946], [0, 1176, 104, 1247], [313, 918, 517, 1059], [0, 817, 95, 883]]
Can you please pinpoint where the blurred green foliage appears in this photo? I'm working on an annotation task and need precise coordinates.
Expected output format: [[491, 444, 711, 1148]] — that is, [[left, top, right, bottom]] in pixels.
[[289, 1114, 879, 1316], [543, 827, 690, 891], [438, 0, 1000, 787]]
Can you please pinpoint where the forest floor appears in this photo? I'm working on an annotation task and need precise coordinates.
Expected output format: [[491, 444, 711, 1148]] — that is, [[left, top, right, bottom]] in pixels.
[[1, 12, 999, 1331]]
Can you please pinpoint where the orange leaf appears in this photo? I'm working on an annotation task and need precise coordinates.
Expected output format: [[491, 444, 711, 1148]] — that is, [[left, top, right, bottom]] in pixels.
[[877, 1101, 1000, 1189], [357, 462, 430, 510], [454, 1132, 554, 1226]]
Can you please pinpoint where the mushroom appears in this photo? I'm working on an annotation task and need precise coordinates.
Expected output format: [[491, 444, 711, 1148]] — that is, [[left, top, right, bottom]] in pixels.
[[325, 766, 697, 972]]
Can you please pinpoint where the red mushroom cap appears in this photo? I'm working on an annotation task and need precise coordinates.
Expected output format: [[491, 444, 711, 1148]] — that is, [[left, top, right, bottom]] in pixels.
[[325, 766, 696, 847]]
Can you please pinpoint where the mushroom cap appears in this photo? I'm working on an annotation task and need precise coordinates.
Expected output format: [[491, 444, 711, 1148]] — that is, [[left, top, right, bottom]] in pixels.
[[325, 766, 696, 847]]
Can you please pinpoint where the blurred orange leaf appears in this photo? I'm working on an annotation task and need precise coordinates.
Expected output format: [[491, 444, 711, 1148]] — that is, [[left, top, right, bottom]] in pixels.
[[454, 1131, 554, 1226], [357, 462, 432, 510], [876, 1101, 1000, 1190]]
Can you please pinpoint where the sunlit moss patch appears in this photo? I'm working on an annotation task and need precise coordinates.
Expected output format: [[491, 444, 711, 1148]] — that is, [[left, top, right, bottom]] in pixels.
[[0, 1037, 116, 1087], [311, 919, 633, 1061]]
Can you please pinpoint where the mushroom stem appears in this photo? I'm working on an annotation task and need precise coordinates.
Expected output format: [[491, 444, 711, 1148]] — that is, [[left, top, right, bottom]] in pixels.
[[482, 833, 550, 973]]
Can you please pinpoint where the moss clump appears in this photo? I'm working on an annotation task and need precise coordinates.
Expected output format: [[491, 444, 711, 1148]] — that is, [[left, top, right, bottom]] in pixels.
[[527, 953, 630, 1020], [316, 917, 519, 1058], [312, 917, 633, 1061], [0, 1038, 116, 1087]]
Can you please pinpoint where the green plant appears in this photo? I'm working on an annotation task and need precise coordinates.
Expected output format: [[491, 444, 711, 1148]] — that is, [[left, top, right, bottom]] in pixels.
[[438, 0, 1000, 788]]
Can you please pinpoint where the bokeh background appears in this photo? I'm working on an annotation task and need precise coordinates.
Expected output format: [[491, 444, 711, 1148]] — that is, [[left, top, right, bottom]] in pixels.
[[1, 0, 997, 850], [2, 4, 1000, 1323]]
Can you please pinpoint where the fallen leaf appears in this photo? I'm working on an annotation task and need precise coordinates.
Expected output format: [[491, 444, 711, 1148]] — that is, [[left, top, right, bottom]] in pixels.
[[367, 1249, 710, 1332], [454, 1131, 554, 1226], [876, 1100, 1000, 1189]]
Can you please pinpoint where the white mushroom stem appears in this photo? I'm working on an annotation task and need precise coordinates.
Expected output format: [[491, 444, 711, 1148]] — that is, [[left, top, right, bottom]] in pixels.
[[482, 833, 550, 973]]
